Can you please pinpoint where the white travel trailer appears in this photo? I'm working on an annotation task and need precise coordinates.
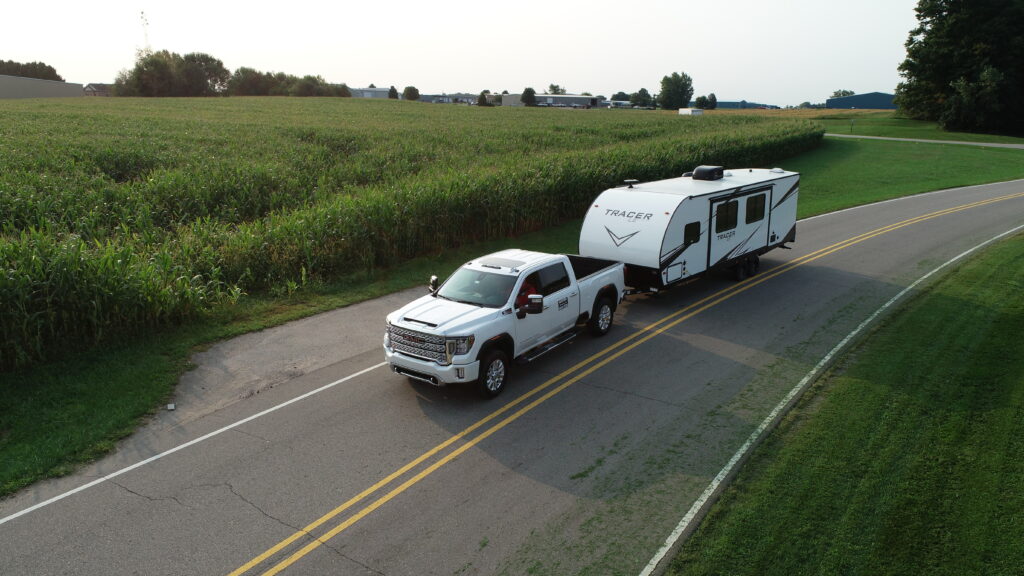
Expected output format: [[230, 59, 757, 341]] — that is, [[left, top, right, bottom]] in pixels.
[[579, 166, 799, 291]]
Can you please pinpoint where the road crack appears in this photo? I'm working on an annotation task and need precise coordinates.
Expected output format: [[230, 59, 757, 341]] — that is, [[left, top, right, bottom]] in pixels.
[[317, 540, 387, 575], [111, 481, 192, 510], [580, 380, 685, 406]]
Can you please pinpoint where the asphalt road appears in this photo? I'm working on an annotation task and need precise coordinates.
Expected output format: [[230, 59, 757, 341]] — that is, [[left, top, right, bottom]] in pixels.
[[3, 180, 1023, 576]]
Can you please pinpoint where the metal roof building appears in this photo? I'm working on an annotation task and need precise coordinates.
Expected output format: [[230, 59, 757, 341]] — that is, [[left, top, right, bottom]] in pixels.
[[826, 92, 895, 109], [0, 75, 83, 98]]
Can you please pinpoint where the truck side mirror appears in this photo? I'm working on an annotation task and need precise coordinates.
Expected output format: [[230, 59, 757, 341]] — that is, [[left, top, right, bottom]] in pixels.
[[428, 275, 439, 293], [523, 294, 544, 315]]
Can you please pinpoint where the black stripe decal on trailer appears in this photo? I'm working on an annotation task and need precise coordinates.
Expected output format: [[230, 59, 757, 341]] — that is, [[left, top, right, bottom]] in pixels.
[[711, 225, 762, 269], [772, 179, 799, 210]]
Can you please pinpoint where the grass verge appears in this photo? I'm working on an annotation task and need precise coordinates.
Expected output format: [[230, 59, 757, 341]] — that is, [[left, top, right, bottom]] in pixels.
[[815, 111, 1024, 144], [667, 233, 1024, 576], [3, 137, 1024, 498]]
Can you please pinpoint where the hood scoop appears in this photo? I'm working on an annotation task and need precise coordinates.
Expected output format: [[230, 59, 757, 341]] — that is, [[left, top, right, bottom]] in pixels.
[[402, 316, 438, 328]]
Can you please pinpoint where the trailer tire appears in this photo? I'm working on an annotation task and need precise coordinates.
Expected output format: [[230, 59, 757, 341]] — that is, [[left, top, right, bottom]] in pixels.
[[745, 255, 760, 277], [477, 349, 509, 399], [588, 297, 615, 337], [734, 261, 748, 281]]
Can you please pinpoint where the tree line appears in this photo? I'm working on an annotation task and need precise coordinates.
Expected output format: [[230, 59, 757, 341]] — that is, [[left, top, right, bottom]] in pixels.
[[1, 59, 64, 82], [896, 0, 1024, 134], [114, 50, 359, 97], [519, 72, 713, 109]]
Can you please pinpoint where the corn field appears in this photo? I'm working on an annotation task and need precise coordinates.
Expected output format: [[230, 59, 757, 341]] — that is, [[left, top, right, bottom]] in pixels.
[[0, 98, 823, 368]]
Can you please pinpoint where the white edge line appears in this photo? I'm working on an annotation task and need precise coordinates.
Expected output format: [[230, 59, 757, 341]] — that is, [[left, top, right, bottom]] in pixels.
[[638, 222, 1024, 576], [0, 362, 387, 527]]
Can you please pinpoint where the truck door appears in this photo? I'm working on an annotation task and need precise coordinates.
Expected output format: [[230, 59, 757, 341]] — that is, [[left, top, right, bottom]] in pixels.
[[514, 263, 579, 353]]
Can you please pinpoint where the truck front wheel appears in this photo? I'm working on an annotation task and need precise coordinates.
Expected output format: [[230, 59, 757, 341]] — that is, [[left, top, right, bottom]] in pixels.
[[477, 349, 509, 398], [588, 297, 615, 337]]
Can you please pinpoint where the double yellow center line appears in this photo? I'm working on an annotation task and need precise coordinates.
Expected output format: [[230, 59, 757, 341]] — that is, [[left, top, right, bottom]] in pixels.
[[230, 190, 1024, 575]]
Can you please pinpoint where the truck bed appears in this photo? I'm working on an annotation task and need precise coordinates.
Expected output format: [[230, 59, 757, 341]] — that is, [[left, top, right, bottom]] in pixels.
[[567, 254, 621, 281]]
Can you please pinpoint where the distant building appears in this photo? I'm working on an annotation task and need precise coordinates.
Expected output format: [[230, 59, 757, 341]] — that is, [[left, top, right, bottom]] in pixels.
[[826, 92, 895, 109], [418, 93, 481, 104], [0, 74, 83, 99], [84, 83, 112, 97], [691, 99, 779, 110], [352, 87, 391, 99], [502, 93, 600, 108]]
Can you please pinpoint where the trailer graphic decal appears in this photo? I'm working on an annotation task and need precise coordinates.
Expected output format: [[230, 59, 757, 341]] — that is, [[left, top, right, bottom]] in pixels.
[[772, 181, 800, 210], [712, 226, 763, 268], [605, 227, 639, 247]]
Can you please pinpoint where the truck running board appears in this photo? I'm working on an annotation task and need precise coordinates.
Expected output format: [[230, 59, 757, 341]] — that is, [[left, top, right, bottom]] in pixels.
[[517, 329, 581, 364]]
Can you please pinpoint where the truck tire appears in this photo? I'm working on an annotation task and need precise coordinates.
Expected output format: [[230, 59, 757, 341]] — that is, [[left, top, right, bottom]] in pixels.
[[478, 349, 509, 398], [588, 297, 615, 337]]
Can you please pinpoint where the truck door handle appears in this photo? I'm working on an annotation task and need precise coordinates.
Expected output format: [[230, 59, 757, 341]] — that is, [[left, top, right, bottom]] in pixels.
[[570, 292, 578, 297]]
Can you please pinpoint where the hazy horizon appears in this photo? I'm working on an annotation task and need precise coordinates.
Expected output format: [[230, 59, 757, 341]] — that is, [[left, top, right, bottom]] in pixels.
[[7, 0, 919, 107]]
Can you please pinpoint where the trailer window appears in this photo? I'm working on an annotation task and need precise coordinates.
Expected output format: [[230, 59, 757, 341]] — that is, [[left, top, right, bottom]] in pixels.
[[684, 221, 701, 245], [715, 201, 738, 233], [746, 194, 766, 224], [537, 263, 571, 296]]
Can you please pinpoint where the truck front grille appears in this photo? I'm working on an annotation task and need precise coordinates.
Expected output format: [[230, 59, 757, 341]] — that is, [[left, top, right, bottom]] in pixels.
[[388, 325, 446, 364]]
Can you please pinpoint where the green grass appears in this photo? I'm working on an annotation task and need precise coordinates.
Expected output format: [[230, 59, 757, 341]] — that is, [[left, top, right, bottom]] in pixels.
[[790, 137, 1024, 217], [668, 233, 1024, 576], [817, 111, 1024, 144]]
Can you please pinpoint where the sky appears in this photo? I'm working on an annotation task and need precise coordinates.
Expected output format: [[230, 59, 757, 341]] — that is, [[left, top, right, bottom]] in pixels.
[[6, 0, 919, 107]]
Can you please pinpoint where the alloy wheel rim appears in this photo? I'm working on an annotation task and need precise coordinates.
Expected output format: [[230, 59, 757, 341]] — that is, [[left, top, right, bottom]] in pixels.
[[486, 359, 505, 391], [598, 305, 612, 331]]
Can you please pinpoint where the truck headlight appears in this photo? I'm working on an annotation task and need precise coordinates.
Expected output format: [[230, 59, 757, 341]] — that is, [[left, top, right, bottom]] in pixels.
[[445, 335, 475, 362], [383, 319, 392, 350]]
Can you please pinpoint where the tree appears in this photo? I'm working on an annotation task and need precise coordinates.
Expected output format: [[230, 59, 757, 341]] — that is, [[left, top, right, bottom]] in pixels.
[[629, 88, 653, 107], [611, 91, 630, 102], [521, 87, 537, 106], [368, 83, 376, 88], [896, 0, 1024, 134], [581, 92, 592, 96], [708, 93, 717, 110], [694, 95, 709, 109], [548, 84, 567, 95], [180, 53, 229, 96], [115, 50, 228, 96], [657, 71, 694, 110], [388, 85, 399, 99], [831, 89, 855, 98], [402, 86, 420, 101], [0, 59, 64, 81]]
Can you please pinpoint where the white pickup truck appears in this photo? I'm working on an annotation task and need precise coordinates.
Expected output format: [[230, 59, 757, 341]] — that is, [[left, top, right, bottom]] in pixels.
[[384, 249, 625, 397]]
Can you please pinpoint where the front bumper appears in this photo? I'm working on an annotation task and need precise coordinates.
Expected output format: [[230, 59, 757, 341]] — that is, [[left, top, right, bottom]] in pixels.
[[384, 347, 480, 386]]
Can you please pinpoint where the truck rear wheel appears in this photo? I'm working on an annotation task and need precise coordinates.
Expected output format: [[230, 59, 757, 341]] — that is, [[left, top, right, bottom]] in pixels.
[[588, 297, 615, 336], [477, 349, 509, 399]]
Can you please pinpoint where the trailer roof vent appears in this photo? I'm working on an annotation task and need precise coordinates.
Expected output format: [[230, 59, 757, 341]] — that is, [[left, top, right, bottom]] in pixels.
[[771, 167, 785, 173], [623, 179, 640, 188], [692, 165, 724, 181]]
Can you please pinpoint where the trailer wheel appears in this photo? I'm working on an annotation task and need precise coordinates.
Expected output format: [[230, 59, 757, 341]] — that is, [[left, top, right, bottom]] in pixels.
[[588, 297, 615, 336], [477, 349, 509, 399], [734, 261, 748, 281], [745, 255, 760, 277]]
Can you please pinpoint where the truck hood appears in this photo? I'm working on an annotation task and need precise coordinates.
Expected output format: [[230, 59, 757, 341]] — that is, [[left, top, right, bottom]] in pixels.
[[390, 295, 500, 334]]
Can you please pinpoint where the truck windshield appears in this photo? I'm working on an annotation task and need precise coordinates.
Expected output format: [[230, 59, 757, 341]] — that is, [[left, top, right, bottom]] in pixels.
[[437, 268, 517, 308]]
